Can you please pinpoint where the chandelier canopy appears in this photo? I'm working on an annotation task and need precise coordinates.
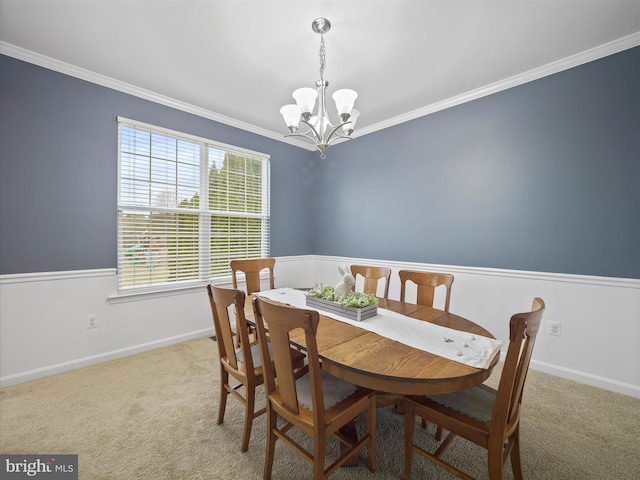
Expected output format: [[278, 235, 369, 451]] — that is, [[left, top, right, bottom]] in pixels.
[[280, 18, 359, 159]]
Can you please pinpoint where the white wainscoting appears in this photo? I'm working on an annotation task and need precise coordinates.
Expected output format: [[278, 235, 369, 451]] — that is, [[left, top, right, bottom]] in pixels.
[[1, 256, 638, 398]]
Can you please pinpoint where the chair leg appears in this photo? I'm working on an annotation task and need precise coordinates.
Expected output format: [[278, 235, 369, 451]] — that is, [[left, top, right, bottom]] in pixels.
[[241, 385, 255, 452], [421, 419, 443, 440], [402, 400, 416, 480], [510, 429, 523, 480], [263, 408, 276, 480], [487, 441, 505, 480], [217, 369, 228, 425], [312, 434, 327, 480]]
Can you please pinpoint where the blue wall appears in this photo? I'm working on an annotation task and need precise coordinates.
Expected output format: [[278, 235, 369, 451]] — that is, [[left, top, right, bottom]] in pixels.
[[0, 55, 315, 274], [315, 47, 640, 278], [1, 47, 639, 278]]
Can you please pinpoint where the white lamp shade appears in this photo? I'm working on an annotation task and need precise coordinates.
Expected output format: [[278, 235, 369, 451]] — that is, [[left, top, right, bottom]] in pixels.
[[292, 87, 318, 114], [280, 104, 301, 128], [332, 89, 358, 115], [343, 109, 360, 133]]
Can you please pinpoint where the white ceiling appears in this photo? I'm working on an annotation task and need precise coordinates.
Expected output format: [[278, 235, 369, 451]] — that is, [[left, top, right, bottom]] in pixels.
[[1, 1, 639, 149]]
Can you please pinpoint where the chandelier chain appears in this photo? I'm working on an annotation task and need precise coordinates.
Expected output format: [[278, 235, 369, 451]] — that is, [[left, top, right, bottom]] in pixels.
[[318, 34, 326, 82]]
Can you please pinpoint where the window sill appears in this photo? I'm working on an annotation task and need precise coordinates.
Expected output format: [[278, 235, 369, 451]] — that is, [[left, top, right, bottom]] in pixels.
[[107, 282, 214, 304]]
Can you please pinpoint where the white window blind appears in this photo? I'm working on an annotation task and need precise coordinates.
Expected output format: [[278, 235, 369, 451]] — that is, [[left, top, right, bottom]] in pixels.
[[117, 118, 270, 293]]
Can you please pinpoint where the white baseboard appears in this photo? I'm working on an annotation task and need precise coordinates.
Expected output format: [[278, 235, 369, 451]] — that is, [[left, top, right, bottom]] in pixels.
[[0, 328, 214, 388], [530, 360, 640, 399]]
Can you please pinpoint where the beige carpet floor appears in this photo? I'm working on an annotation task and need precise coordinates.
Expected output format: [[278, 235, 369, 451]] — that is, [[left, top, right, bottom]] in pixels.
[[1, 336, 639, 479]]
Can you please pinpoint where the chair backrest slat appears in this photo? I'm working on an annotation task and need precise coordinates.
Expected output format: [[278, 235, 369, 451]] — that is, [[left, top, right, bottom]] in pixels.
[[207, 285, 252, 371], [231, 257, 276, 295], [399, 270, 454, 312], [350, 265, 391, 298], [253, 297, 324, 417], [492, 297, 545, 432]]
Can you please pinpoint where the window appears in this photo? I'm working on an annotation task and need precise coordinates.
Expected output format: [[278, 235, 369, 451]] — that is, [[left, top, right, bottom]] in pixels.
[[117, 117, 270, 293]]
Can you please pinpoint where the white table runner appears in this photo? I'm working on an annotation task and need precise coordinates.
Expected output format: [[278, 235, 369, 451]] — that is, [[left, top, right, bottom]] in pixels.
[[255, 288, 502, 369]]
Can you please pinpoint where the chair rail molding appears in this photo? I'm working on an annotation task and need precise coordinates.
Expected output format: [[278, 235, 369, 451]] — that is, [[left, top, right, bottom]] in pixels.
[[1, 258, 638, 398]]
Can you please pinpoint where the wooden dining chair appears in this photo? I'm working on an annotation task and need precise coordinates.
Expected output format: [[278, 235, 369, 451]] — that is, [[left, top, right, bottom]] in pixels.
[[253, 296, 377, 479], [230, 257, 276, 345], [350, 264, 391, 299], [379, 269, 454, 415], [206, 284, 304, 452], [231, 257, 276, 295], [399, 270, 454, 312], [402, 297, 546, 480]]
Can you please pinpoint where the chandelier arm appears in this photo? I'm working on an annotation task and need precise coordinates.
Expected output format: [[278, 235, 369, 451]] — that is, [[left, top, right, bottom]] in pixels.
[[290, 123, 319, 139], [283, 133, 311, 140], [325, 121, 355, 145], [283, 132, 324, 146], [328, 135, 354, 146], [299, 119, 323, 143]]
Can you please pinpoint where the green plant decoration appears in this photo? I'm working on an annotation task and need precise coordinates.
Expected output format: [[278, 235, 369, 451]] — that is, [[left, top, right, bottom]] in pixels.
[[307, 284, 378, 308]]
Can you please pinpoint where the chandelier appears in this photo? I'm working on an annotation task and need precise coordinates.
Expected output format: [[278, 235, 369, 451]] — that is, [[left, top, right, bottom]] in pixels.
[[280, 18, 359, 159]]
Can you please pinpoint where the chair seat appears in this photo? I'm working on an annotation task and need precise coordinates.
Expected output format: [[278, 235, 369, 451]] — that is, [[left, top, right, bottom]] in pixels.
[[296, 369, 357, 410], [427, 384, 496, 422]]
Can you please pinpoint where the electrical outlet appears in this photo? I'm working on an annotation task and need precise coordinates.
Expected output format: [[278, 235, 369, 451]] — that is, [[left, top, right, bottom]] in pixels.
[[547, 320, 561, 336], [87, 314, 98, 329]]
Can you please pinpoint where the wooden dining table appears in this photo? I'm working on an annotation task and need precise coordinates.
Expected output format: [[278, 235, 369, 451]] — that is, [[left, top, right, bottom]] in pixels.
[[244, 291, 500, 468], [245, 295, 499, 397]]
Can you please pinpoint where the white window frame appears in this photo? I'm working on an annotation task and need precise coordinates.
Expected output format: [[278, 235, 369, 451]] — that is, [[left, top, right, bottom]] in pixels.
[[116, 117, 270, 295]]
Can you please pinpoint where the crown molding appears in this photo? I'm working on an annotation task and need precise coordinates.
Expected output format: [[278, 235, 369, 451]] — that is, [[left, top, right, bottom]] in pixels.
[[0, 41, 315, 152], [3, 33, 638, 148], [354, 32, 640, 138]]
